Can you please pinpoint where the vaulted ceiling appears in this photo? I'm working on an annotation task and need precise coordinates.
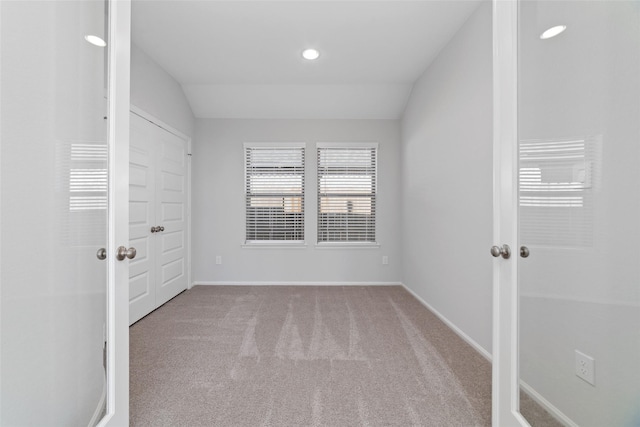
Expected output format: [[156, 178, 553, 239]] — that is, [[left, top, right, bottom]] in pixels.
[[132, 1, 481, 120]]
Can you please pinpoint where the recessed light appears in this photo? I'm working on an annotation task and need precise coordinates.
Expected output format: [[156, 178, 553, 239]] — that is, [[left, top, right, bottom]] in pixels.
[[85, 35, 106, 47], [302, 48, 320, 60], [540, 25, 567, 40]]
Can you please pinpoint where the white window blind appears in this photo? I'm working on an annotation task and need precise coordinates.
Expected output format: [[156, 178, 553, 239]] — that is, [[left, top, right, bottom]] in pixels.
[[519, 136, 599, 248], [317, 144, 377, 243], [245, 144, 305, 243]]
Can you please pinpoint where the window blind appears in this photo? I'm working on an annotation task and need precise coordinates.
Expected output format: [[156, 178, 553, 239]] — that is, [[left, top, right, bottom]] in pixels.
[[245, 144, 305, 242], [317, 144, 377, 243], [519, 137, 598, 248]]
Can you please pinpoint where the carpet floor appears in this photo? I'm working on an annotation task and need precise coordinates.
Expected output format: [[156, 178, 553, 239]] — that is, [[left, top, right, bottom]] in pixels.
[[130, 285, 560, 426]]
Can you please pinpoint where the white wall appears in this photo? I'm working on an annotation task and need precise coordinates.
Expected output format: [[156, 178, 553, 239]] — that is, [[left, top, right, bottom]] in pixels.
[[400, 3, 493, 354], [130, 43, 195, 137], [192, 119, 402, 284]]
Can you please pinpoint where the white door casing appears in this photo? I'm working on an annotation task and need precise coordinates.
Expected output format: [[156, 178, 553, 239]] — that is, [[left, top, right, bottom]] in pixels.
[[492, 0, 528, 426], [103, 0, 131, 425], [129, 111, 189, 325]]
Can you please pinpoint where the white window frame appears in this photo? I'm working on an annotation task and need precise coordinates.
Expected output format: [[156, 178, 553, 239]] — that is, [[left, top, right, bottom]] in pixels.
[[316, 142, 379, 247], [243, 142, 306, 247]]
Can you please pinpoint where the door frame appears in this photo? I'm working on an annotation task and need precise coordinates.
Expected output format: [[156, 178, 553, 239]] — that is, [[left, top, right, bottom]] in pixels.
[[492, 0, 529, 426], [100, 0, 131, 425], [129, 104, 193, 294]]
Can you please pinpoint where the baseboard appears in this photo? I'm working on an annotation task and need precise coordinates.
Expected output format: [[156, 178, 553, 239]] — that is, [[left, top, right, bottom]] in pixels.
[[400, 283, 493, 362], [520, 381, 578, 427], [192, 281, 403, 287]]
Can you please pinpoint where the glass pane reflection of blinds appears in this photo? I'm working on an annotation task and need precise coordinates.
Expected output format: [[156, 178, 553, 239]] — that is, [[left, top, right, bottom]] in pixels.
[[69, 143, 108, 211], [317, 146, 377, 243], [245, 146, 305, 242], [57, 141, 108, 247], [519, 136, 599, 248]]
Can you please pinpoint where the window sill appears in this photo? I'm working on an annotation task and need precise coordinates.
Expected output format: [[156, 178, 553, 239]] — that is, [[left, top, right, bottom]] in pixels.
[[315, 242, 380, 249], [242, 242, 308, 249]]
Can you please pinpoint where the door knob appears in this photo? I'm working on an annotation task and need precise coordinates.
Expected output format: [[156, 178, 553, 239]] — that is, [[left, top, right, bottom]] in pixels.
[[158, 226, 165, 232], [151, 226, 158, 233], [520, 246, 530, 258], [116, 246, 137, 261], [490, 244, 511, 259], [96, 248, 107, 260]]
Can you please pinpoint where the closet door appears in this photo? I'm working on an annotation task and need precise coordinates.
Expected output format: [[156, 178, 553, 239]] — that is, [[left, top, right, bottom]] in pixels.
[[155, 120, 189, 307], [129, 112, 188, 325], [129, 113, 158, 324]]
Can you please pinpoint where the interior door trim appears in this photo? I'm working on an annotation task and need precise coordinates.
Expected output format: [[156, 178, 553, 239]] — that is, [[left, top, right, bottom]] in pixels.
[[100, 0, 131, 425], [492, 0, 529, 426]]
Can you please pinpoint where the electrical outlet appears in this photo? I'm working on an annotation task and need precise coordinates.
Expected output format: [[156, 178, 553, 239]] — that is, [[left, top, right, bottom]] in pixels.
[[215, 255, 222, 265], [575, 350, 595, 385], [382, 256, 389, 265]]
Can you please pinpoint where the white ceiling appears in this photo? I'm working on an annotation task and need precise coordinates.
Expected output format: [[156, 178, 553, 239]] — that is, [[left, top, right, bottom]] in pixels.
[[132, 1, 481, 120]]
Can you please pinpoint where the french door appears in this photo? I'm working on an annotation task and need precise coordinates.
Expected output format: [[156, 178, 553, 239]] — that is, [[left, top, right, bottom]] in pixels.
[[0, 1, 131, 425], [493, 1, 640, 426]]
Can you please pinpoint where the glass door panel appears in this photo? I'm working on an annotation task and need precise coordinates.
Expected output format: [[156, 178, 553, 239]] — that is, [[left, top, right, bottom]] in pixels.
[[1, 1, 110, 425], [518, 1, 640, 426]]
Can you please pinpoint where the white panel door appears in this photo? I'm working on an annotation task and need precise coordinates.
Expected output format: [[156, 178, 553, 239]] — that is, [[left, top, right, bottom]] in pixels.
[[129, 112, 188, 324], [129, 113, 157, 324], [155, 122, 188, 306]]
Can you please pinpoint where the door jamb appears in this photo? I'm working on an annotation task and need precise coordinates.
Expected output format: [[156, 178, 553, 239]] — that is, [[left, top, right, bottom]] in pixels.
[[492, 0, 529, 426], [100, 0, 131, 425]]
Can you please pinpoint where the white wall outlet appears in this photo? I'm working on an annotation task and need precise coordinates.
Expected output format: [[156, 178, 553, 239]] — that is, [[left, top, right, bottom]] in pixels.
[[575, 350, 595, 385], [382, 255, 389, 265], [215, 255, 222, 265]]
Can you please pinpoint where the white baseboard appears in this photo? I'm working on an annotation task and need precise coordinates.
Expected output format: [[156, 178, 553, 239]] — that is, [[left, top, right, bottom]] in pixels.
[[192, 281, 403, 287], [400, 283, 493, 362], [520, 381, 577, 427]]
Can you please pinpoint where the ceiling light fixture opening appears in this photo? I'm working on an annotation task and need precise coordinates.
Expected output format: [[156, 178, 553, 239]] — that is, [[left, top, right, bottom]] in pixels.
[[540, 25, 567, 40], [85, 35, 106, 47], [302, 48, 320, 60]]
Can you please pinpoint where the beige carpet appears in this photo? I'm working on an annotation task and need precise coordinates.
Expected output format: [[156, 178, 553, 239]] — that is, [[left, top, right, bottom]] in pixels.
[[130, 285, 559, 426]]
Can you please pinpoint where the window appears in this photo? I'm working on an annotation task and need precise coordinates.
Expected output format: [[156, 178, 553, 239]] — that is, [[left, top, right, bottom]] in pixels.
[[245, 143, 305, 243], [317, 143, 377, 243]]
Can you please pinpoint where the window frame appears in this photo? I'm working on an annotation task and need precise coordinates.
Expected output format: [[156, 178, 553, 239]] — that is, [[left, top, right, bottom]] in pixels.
[[316, 142, 379, 247], [243, 142, 306, 247]]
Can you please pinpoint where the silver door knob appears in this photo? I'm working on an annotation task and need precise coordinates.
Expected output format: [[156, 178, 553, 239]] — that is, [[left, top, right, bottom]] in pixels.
[[490, 244, 511, 259], [158, 226, 165, 232], [116, 246, 136, 261], [520, 246, 530, 258], [151, 226, 158, 233], [96, 248, 107, 260]]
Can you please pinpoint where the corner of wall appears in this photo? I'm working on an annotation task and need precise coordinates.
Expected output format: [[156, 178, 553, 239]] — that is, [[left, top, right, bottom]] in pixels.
[[130, 43, 196, 137], [398, 0, 493, 357]]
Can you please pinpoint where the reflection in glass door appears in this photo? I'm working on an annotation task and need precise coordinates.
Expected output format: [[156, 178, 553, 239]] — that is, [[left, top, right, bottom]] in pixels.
[[518, 1, 640, 426], [1, 1, 110, 425]]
